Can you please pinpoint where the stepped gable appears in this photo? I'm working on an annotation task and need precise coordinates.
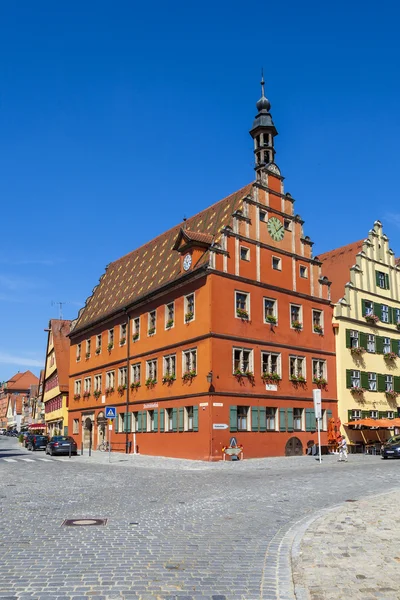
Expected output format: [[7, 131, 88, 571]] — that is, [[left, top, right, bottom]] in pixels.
[[318, 239, 364, 303], [73, 183, 253, 333], [50, 320, 71, 392]]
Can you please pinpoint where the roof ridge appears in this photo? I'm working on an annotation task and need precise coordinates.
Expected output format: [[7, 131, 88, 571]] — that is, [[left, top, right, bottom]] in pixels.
[[318, 239, 365, 260]]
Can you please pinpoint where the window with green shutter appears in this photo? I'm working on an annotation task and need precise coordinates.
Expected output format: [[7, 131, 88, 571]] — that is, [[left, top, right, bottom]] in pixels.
[[160, 409, 165, 432], [346, 329, 351, 348], [251, 407, 259, 431], [305, 408, 316, 432], [193, 406, 199, 432], [377, 374, 386, 392], [374, 303, 382, 320], [172, 408, 178, 432], [178, 407, 184, 432], [361, 299, 367, 316], [359, 332, 367, 348], [391, 339, 400, 355], [360, 371, 368, 389], [259, 408, 266, 432], [394, 377, 400, 393], [385, 273, 390, 289], [376, 336, 384, 354], [346, 369, 353, 388], [153, 409, 158, 432], [115, 413, 119, 433], [347, 409, 353, 422], [279, 408, 286, 431], [124, 412, 132, 433], [137, 411, 142, 433], [287, 408, 294, 432], [230, 406, 237, 432], [361, 410, 369, 419]]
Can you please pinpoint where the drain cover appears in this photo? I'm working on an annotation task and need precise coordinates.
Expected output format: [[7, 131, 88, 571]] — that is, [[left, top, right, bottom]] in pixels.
[[62, 519, 107, 527]]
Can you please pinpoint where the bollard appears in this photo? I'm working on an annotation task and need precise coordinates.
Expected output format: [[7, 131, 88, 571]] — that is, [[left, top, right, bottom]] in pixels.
[[81, 442, 83, 456], [89, 439, 92, 457], [69, 443, 71, 459]]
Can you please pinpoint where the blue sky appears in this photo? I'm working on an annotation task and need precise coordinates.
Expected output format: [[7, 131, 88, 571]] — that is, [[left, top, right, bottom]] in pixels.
[[0, 0, 399, 381]]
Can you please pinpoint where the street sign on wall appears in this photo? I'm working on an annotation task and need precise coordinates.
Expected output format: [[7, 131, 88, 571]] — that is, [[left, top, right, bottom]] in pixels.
[[105, 407, 117, 419]]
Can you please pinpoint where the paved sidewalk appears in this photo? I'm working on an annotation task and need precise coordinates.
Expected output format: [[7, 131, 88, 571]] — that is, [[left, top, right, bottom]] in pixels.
[[292, 489, 400, 600]]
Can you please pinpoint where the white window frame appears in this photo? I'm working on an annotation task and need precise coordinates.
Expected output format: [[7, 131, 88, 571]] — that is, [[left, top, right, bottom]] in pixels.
[[131, 363, 141, 384], [290, 304, 302, 328], [312, 309, 323, 332], [233, 347, 253, 374], [108, 328, 114, 348], [385, 375, 393, 392], [184, 293, 195, 322], [370, 410, 378, 419], [106, 370, 115, 389], [377, 271, 386, 289], [94, 374, 102, 391], [73, 419, 79, 434], [76, 343, 81, 362], [352, 410, 361, 420], [395, 308, 400, 324], [312, 359, 326, 380], [365, 300, 373, 316], [261, 352, 281, 377], [388, 411, 394, 419], [163, 354, 176, 378], [383, 337, 391, 353], [272, 256, 281, 271], [293, 408, 304, 431], [240, 246, 250, 261], [165, 302, 175, 329], [368, 372, 377, 391], [147, 410, 155, 432], [182, 348, 197, 375], [237, 406, 250, 431], [299, 265, 308, 278], [118, 367, 127, 387], [146, 359, 157, 381], [96, 334, 102, 353], [289, 355, 306, 379], [381, 305, 389, 323], [184, 406, 194, 432], [284, 219, 291, 231], [166, 408, 174, 432], [74, 380, 81, 395], [264, 297, 278, 324], [84, 377, 91, 393], [85, 339, 91, 357], [120, 323, 127, 345], [265, 407, 277, 431], [351, 370, 360, 387], [148, 310, 156, 335], [235, 291, 250, 319], [259, 210, 267, 222], [367, 334, 375, 353], [350, 330, 359, 348]]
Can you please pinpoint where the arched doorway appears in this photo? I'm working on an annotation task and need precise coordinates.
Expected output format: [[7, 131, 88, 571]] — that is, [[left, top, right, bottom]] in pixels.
[[285, 437, 303, 457], [97, 412, 107, 447], [83, 416, 93, 449]]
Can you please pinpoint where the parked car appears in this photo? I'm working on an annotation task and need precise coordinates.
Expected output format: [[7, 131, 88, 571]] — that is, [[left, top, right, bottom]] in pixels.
[[21, 432, 32, 447], [27, 435, 49, 452], [0, 428, 7, 435], [381, 435, 400, 459], [46, 436, 78, 456]]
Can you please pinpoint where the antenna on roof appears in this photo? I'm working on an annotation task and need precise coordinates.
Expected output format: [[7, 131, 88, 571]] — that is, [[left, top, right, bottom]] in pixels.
[[51, 301, 66, 320], [183, 216, 187, 230]]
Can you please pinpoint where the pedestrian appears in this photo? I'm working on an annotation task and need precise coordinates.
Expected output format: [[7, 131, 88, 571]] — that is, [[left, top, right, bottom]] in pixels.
[[338, 436, 348, 462]]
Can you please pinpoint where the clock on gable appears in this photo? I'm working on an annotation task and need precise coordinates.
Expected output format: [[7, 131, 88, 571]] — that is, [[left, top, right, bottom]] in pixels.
[[183, 253, 192, 271], [267, 216, 285, 242]]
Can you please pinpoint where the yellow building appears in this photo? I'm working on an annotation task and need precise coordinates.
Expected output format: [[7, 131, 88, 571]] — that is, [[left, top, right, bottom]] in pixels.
[[42, 320, 71, 436], [320, 221, 400, 449]]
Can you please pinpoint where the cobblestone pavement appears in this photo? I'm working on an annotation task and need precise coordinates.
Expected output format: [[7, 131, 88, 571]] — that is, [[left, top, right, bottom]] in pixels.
[[292, 489, 400, 600], [1, 437, 400, 600]]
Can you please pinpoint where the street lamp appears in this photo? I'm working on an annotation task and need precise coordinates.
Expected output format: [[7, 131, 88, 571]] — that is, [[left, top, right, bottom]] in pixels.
[[206, 371, 213, 384]]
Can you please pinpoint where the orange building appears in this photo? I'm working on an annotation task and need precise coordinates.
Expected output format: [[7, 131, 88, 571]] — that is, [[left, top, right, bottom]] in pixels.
[[68, 79, 338, 459], [0, 371, 39, 431]]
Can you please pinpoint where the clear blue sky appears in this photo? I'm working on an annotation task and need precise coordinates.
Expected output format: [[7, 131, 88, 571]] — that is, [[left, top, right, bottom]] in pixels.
[[1, 0, 399, 381]]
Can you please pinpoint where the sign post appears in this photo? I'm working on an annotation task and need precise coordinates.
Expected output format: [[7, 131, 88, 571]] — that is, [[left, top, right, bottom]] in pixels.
[[313, 390, 322, 464], [105, 408, 117, 464]]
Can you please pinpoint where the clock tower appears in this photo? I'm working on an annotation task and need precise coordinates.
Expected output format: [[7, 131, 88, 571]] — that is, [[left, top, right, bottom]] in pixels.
[[249, 73, 278, 177]]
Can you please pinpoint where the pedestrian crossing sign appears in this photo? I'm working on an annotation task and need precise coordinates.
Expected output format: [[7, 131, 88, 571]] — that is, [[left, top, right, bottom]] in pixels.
[[105, 407, 117, 419]]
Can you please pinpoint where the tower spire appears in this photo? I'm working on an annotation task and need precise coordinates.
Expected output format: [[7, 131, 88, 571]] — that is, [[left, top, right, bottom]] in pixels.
[[249, 71, 278, 177]]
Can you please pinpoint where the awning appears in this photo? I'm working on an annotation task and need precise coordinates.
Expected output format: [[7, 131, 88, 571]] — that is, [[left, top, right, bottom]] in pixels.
[[345, 418, 400, 429], [28, 423, 46, 429]]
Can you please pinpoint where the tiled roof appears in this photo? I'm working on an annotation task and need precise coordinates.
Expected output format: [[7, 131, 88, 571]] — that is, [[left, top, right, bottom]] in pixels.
[[396, 257, 400, 266], [181, 230, 215, 245], [73, 183, 253, 333], [50, 320, 71, 392], [318, 240, 364, 303], [6, 370, 39, 392]]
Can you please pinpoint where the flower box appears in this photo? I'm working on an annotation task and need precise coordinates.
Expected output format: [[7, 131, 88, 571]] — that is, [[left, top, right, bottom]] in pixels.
[[350, 386, 365, 394], [145, 378, 157, 388], [292, 321, 303, 330], [182, 371, 197, 382], [73, 394, 81, 400], [386, 390, 398, 400], [261, 372, 281, 383], [313, 324, 323, 334], [365, 314, 379, 324], [266, 315, 277, 325], [162, 375, 175, 385], [291, 375, 306, 383], [85, 352, 90, 359], [83, 391, 91, 398], [185, 311, 194, 323], [117, 384, 127, 395], [95, 347, 101, 355], [120, 337, 126, 345], [350, 346, 366, 356], [132, 333, 139, 341], [107, 343, 114, 352], [313, 377, 327, 387], [105, 387, 114, 395], [166, 319, 174, 329], [93, 390, 101, 399], [384, 352, 397, 360], [236, 308, 249, 320], [148, 327, 156, 336], [130, 382, 141, 390]]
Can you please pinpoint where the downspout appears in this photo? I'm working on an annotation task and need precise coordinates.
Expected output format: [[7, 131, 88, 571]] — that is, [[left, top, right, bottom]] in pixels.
[[125, 310, 131, 453]]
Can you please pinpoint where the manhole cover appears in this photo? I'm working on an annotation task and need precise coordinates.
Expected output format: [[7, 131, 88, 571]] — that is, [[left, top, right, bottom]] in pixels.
[[345, 499, 357, 503], [62, 519, 107, 527]]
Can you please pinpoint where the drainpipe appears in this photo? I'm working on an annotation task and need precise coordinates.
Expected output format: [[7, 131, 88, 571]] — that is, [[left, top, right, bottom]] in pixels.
[[125, 310, 131, 454]]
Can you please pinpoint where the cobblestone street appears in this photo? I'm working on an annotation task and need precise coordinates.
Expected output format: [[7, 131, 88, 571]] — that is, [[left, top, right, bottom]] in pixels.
[[1, 437, 399, 600]]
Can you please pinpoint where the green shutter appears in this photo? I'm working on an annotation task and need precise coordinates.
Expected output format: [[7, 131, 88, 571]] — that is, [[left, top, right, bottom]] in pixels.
[[251, 406, 259, 431], [193, 406, 198, 432], [259, 408, 266, 432], [345, 329, 351, 348], [361, 371, 368, 389], [153, 409, 158, 433], [394, 376, 400, 393], [374, 303, 382, 320], [388, 306, 393, 324], [377, 374, 386, 392], [143, 411, 148, 433], [391, 339, 399, 354], [305, 408, 312, 432], [279, 408, 286, 431], [287, 408, 294, 432], [347, 409, 353, 422], [375, 271, 380, 287], [359, 332, 367, 349], [124, 412, 131, 433], [64, 426, 68, 436], [385, 273, 390, 290], [137, 411, 143, 433], [178, 407, 184, 432], [361, 299, 367, 316], [379, 411, 385, 419], [346, 369, 353, 388], [115, 413, 119, 433], [160, 409, 165, 432], [172, 408, 178, 432], [230, 406, 237, 432], [310, 409, 316, 430], [361, 410, 369, 419], [376, 336, 384, 354]]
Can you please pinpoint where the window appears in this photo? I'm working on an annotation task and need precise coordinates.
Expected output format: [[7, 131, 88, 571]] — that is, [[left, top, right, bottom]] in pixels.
[[385, 375, 393, 392], [147, 410, 155, 432], [351, 370, 360, 387], [131, 363, 141, 384], [312, 310, 323, 332], [96, 334, 102, 353], [370, 410, 378, 419], [240, 246, 250, 261], [350, 330, 359, 348], [165, 302, 174, 328], [388, 411, 394, 419], [352, 410, 361, 420], [94, 374, 102, 391], [74, 380, 81, 395], [265, 407, 277, 431], [133, 317, 140, 340], [84, 377, 91, 393], [299, 265, 308, 278], [383, 337, 391, 353], [259, 210, 267, 222], [312, 359, 326, 381], [290, 304, 302, 328], [184, 293, 195, 322], [284, 219, 291, 231], [108, 328, 114, 348], [261, 352, 280, 377], [73, 419, 79, 434], [235, 291, 249, 319], [368, 372, 377, 391], [233, 347, 253, 374], [367, 334, 375, 353], [120, 323, 127, 344], [395, 308, 400, 325], [106, 370, 115, 390], [381, 305, 389, 323], [76, 343, 81, 362], [183, 348, 197, 375], [166, 408, 174, 432], [148, 311, 156, 335], [237, 406, 249, 431], [185, 406, 194, 431], [146, 359, 157, 382], [289, 355, 306, 379], [364, 300, 373, 316], [264, 298, 277, 324], [272, 256, 281, 270], [293, 408, 303, 431], [376, 271, 389, 289], [86, 339, 91, 357], [163, 354, 176, 379], [118, 367, 127, 387]]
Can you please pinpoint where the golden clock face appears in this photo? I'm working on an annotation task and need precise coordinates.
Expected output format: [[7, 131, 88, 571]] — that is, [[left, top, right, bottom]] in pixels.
[[267, 216, 285, 242]]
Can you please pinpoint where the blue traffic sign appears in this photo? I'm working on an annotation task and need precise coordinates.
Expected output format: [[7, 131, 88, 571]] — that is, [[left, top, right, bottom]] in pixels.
[[105, 407, 117, 419]]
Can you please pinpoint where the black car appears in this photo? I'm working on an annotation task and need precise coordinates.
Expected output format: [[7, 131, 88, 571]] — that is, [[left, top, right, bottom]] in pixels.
[[46, 436, 78, 456], [21, 432, 32, 447], [27, 435, 49, 451], [381, 435, 400, 459]]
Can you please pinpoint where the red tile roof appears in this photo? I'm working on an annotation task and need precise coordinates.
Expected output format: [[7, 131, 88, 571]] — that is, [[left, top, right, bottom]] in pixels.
[[49, 320, 71, 393], [318, 240, 365, 303], [6, 371, 39, 392], [73, 183, 253, 333]]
